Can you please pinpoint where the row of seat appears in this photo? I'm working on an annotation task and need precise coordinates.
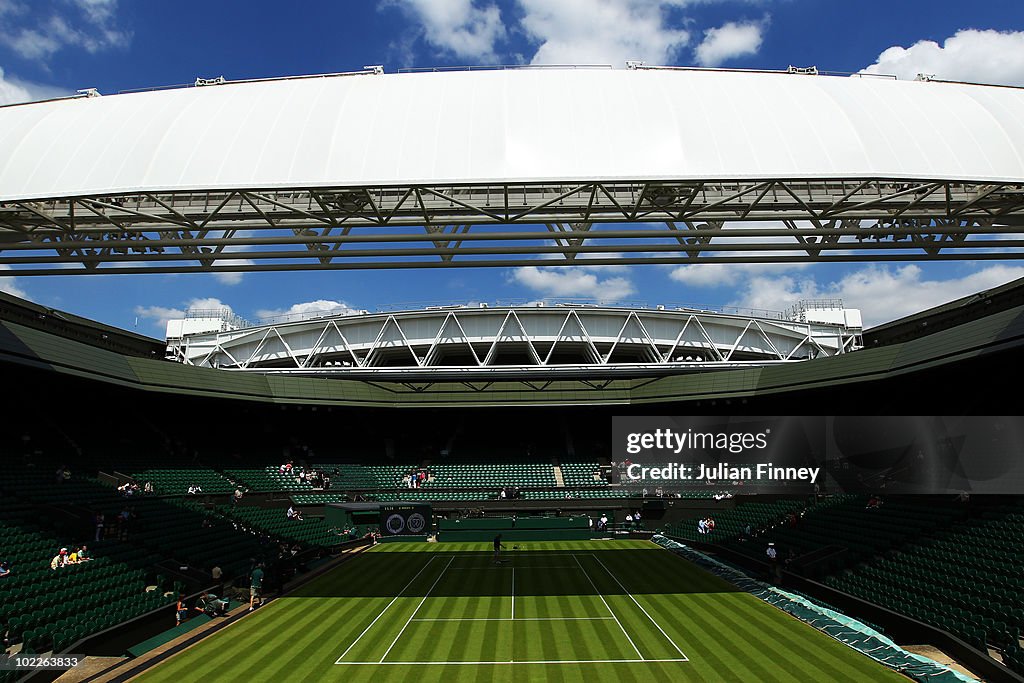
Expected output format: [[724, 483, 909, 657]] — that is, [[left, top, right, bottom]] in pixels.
[[128, 468, 235, 495], [222, 506, 342, 547]]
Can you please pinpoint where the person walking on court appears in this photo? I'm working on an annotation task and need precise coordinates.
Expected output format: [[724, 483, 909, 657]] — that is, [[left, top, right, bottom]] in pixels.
[[493, 534, 506, 564], [250, 562, 264, 611]]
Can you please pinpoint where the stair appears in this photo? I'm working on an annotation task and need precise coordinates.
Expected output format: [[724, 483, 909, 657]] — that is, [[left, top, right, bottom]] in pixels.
[[553, 465, 565, 488]]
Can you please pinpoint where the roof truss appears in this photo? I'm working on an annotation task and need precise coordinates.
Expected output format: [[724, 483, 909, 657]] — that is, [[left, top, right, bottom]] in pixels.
[[0, 178, 1022, 273]]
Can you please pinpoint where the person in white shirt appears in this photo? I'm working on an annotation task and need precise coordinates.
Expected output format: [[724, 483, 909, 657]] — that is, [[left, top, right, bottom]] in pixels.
[[766, 543, 777, 561]]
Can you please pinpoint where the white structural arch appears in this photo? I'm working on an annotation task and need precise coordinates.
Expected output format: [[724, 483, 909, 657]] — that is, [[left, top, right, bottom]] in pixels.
[[167, 302, 862, 380], [1, 65, 1024, 274]]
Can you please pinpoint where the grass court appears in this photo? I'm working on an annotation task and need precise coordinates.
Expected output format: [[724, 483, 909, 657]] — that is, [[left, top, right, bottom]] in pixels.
[[136, 540, 903, 682]]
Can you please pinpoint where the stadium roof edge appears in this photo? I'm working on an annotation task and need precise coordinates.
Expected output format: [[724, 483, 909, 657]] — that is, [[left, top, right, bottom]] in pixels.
[[0, 290, 164, 356], [864, 275, 1024, 346]]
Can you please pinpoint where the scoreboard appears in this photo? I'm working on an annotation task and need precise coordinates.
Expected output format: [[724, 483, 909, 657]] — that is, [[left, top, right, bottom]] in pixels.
[[380, 504, 432, 536]]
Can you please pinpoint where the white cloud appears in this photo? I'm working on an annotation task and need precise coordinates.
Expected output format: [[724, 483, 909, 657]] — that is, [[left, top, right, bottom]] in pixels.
[[728, 265, 1024, 327], [186, 297, 233, 312], [255, 299, 360, 321], [387, 0, 506, 62], [519, 0, 690, 66], [0, 264, 28, 299], [510, 265, 636, 302], [73, 0, 118, 24], [0, 0, 131, 62], [134, 297, 234, 329], [0, 66, 67, 105], [212, 258, 255, 286], [694, 19, 764, 67], [133, 304, 185, 329], [670, 262, 805, 287], [860, 29, 1024, 86]]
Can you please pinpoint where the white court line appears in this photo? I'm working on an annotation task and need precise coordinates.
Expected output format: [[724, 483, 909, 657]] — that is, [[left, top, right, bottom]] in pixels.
[[335, 556, 436, 664], [379, 556, 455, 663], [442, 565, 579, 570], [572, 554, 644, 661], [590, 553, 689, 662], [409, 618, 614, 622], [511, 567, 515, 620], [336, 658, 689, 666]]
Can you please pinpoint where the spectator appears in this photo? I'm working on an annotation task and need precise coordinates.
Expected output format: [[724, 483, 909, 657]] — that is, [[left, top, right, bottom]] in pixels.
[[766, 543, 777, 561], [176, 593, 188, 626], [698, 518, 707, 534], [144, 481, 154, 494], [50, 548, 68, 570], [212, 564, 223, 592], [0, 561, 10, 577], [599, 514, 608, 530], [77, 545, 91, 562], [94, 512, 105, 541], [625, 512, 634, 528]]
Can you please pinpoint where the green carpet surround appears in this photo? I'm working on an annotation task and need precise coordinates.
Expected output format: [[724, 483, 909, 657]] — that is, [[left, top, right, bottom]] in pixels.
[[438, 516, 592, 541], [135, 540, 902, 682]]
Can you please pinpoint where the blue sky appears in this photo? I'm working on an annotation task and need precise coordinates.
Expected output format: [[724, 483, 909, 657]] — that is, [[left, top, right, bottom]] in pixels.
[[2, 0, 1024, 335]]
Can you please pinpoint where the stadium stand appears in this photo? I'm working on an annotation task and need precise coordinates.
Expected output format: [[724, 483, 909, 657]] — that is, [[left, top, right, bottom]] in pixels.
[[420, 461, 557, 489], [128, 468, 235, 496], [0, 499, 174, 659], [315, 463, 418, 490], [224, 467, 316, 493], [665, 498, 808, 543], [522, 489, 630, 499], [560, 461, 607, 486], [826, 499, 1024, 667], [219, 506, 343, 548]]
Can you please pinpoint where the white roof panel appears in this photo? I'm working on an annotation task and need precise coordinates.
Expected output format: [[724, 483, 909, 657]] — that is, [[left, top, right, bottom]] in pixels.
[[1, 68, 1024, 202]]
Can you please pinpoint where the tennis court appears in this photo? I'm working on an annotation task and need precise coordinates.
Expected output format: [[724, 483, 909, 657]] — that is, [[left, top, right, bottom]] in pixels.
[[136, 540, 904, 682]]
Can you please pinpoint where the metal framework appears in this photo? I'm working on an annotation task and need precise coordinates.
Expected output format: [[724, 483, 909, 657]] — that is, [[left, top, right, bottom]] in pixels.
[[1, 178, 1022, 274], [168, 304, 860, 380]]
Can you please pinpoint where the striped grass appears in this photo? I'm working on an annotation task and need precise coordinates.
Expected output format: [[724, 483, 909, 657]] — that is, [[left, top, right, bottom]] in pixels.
[[135, 540, 905, 682]]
